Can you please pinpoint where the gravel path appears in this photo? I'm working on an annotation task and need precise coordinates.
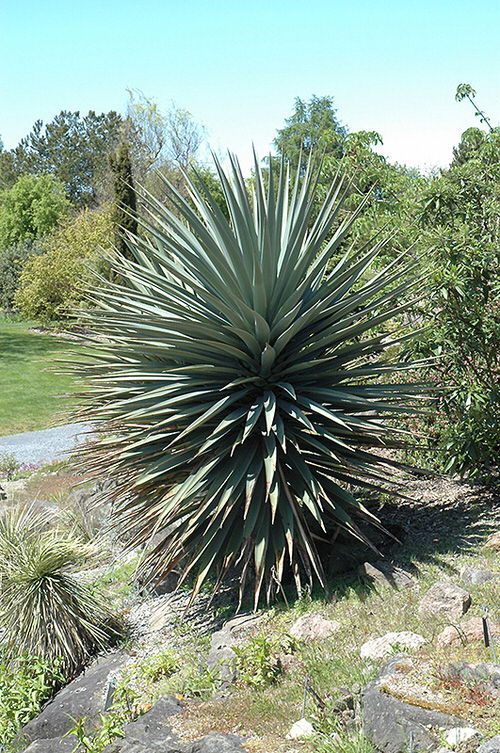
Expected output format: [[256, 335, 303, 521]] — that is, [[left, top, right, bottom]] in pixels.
[[0, 422, 93, 465]]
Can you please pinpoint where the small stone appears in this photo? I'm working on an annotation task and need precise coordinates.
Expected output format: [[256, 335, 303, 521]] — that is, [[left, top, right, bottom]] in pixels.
[[477, 734, 500, 753], [444, 727, 480, 746], [286, 718, 315, 739], [436, 616, 500, 649], [289, 613, 340, 641], [440, 661, 500, 697], [360, 631, 426, 661], [189, 732, 246, 752], [276, 653, 303, 673], [460, 565, 498, 586], [418, 580, 471, 621], [484, 532, 500, 551]]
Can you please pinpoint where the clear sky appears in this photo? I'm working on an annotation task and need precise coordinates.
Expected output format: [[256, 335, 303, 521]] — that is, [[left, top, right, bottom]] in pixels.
[[1, 0, 499, 174]]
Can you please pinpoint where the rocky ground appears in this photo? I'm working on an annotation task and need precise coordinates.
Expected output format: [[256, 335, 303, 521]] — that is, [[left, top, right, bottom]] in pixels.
[[0, 464, 499, 753]]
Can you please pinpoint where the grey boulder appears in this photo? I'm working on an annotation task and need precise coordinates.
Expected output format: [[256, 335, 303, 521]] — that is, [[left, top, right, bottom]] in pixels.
[[103, 696, 183, 752], [207, 613, 264, 685], [363, 655, 466, 753], [418, 580, 471, 621], [478, 735, 500, 753], [358, 561, 413, 589], [460, 565, 498, 586], [21, 652, 129, 744], [440, 661, 500, 697], [104, 742, 182, 753], [102, 697, 245, 753], [120, 695, 182, 745]]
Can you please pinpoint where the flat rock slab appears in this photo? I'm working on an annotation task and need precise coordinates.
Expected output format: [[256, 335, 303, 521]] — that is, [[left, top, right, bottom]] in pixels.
[[363, 655, 466, 753], [0, 422, 93, 465], [102, 700, 245, 753], [21, 652, 128, 744]]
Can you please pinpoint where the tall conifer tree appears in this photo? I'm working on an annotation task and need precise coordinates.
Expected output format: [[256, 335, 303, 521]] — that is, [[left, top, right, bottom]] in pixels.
[[110, 140, 137, 260]]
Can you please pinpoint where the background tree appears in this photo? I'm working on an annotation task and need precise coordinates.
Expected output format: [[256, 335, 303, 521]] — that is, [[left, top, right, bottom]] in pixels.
[[125, 90, 206, 182], [11, 110, 123, 207], [272, 96, 426, 263], [455, 83, 494, 131], [0, 138, 18, 192], [274, 95, 347, 172], [0, 174, 70, 248], [110, 140, 137, 260], [164, 104, 205, 169]]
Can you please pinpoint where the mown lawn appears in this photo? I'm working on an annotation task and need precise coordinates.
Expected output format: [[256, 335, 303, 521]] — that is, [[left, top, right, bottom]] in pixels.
[[0, 315, 82, 435]]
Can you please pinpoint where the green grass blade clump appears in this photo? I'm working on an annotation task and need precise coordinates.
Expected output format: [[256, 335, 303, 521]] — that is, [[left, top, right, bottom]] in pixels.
[[74, 153, 427, 607]]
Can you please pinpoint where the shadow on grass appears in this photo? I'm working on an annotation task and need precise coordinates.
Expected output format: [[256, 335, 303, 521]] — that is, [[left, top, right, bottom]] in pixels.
[[0, 331, 73, 363], [254, 477, 499, 614]]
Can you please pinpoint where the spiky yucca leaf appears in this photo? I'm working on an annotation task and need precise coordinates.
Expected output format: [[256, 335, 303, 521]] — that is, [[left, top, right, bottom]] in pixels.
[[75, 155, 426, 607]]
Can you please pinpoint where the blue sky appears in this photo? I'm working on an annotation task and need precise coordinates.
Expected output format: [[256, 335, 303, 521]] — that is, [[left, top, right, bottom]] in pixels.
[[1, 0, 499, 173]]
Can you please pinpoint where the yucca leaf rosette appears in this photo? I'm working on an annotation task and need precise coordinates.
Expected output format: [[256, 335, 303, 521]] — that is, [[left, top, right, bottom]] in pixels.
[[76, 155, 426, 606]]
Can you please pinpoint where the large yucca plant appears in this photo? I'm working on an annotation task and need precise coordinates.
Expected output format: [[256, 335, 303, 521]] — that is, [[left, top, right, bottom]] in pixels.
[[0, 506, 122, 674], [76, 155, 426, 607]]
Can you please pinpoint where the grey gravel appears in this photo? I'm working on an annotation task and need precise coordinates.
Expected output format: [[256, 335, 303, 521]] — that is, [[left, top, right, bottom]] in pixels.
[[0, 422, 93, 465]]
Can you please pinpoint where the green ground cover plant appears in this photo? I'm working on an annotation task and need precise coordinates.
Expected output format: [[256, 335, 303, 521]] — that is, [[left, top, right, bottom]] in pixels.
[[0, 314, 79, 434], [0, 654, 64, 748]]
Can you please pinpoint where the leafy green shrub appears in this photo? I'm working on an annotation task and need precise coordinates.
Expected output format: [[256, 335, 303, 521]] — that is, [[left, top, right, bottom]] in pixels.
[[0, 174, 70, 248], [180, 664, 219, 700], [68, 712, 127, 753], [0, 452, 20, 480], [0, 653, 64, 747], [67, 678, 142, 753], [0, 505, 124, 674], [0, 239, 43, 310], [233, 635, 292, 688], [137, 650, 179, 682], [14, 203, 114, 322], [408, 134, 500, 477], [76, 154, 425, 607]]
